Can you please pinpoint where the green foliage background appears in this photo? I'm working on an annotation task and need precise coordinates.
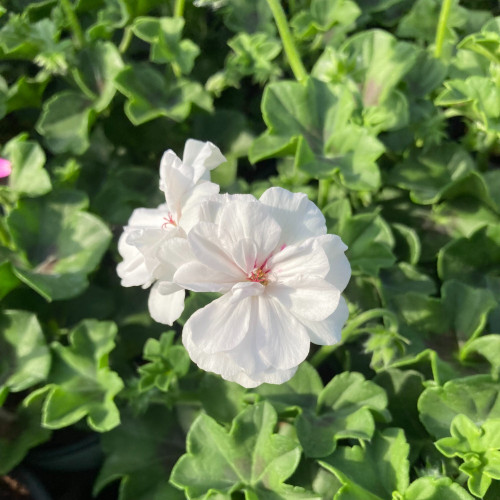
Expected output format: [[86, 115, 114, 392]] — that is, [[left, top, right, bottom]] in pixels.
[[0, 0, 500, 498]]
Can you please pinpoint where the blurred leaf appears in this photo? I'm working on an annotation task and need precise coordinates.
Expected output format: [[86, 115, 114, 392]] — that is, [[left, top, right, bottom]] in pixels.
[[1, 135, 51, 197], [132, 17, 199, 73], [418, 375, 500, 439], [441, 280, 497, 345], [341, 213, 395, 276], [0, 392, 51, 475], [0, 310, 50, 393], [390, 144, 475, 205], [461, 335, 500, 380], [72, 40, 124, 112], [6, 190, 112, 301], [36, 91, 94, 154], [114, 64, 213, 125], [31, 320, 123, 432], [94, 404, 185, 500]]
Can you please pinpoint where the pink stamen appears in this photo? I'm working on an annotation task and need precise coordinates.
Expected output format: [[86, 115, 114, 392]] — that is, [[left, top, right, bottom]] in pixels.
[[0, 158, 12, 179], [161, 213, 177, 229], [247, 266, 270, 286]]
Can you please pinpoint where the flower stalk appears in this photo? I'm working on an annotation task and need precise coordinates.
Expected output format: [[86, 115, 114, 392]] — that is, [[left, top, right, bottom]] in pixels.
[[60, 0, 85, 49], [174, 0, 186, 17], [265, 0, 307, 83], [434, 0, 453, 59]]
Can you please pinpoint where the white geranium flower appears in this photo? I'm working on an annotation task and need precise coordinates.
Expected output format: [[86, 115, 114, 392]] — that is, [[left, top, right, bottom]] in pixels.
[[174, 187, 351, 388], [117, 139, 226, 325]]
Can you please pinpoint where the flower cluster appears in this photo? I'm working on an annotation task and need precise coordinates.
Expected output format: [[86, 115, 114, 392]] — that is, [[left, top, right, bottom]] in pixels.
[[118, 139, 351, 388]]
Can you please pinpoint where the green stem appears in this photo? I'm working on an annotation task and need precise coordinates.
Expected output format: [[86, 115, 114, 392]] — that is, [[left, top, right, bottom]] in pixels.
[[265, 0, 307, 83], [119, 26, 133, 54], [174, 0, 186, 17], [434, 0, 453, 59], [317, 179, 331, 209], [60, 0, 85, 49], [310, 308, 398, 368]]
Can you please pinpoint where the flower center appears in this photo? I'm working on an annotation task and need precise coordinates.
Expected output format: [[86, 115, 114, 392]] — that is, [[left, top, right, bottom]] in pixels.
[[247, 266, 270, 286], [161, 213, 177, 229]]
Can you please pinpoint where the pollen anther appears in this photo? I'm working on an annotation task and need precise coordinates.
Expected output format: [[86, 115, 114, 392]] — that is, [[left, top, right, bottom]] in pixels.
[[247, 267, 270, 286], [161, 213, 177, 229]]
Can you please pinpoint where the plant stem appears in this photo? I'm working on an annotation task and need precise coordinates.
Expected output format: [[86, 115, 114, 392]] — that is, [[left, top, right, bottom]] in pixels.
[[174, 0, 186, 17], [119, 26, 133, 54], [310, 308, 399, 367], [60, 0, 85, 49], [434, 0, 453, 59], [265, 0, 307, 83], [317, 179, 330, 208]]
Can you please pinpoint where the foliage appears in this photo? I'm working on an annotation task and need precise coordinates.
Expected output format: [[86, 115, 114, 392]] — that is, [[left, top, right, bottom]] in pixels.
[[0, 0, 499, 498]]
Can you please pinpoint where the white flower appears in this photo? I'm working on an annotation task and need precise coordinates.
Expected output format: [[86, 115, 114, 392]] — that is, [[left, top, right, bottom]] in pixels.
[[174, 187, 351, 388], [117, 139, 226, 325]]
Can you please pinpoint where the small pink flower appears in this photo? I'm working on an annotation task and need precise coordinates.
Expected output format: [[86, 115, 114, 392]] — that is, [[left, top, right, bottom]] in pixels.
[[0, 158, 11, 179]]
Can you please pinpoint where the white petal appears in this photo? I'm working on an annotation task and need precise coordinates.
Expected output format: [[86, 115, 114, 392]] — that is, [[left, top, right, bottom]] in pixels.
[[188, 222, 244, 277], [174, 261, 238, 293], [302, 296, 349, 345], [127, 205, 169, 228], [184, 292, 251, 354], [148, 282, 185, 325], [316, 234, 351, 292], [218, 200, 281, 267], [259, 187, 326, 246], [182, 139, 226, 181], [182, 309, 298, 388], [180, 181, 220, 231], [197, 193, 257, 224], [155, 237, 193, 282], [116, 232, 153, 287], [257, 295, 310, 370], [269, 277, 340, 322], [267, 237, 330, 281]]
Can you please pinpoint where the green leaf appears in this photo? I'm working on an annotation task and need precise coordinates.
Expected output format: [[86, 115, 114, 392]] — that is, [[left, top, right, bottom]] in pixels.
[[319, 428, 410, 499], [373, 369, 428, 443], [0, 260, 20, 300], [403, 477, 474, 500], [250, 78, 383, 191], [1, 135, 51, 197], [340, 30, 418, 105], [461, 335, 500, 380], [72, 41, 124, 112], [36, 91, 94, 154], [390, 144, 475, 205], [296, 372, 389, 458], [34, 320, 123, 432], [94, 404, 185, 500], [0, 392, 51, 475], [114, 64, 212, 125], [0, 310, 50, 393], [418, 375, 500, 439], [138, 331, 190, 392], [341, 213, 395, 276], [441, 280, 497, 345], [132, 17, 199, 74], [397, 0, 467, 42], [438, 225, 500, 284], [6, 190, 111, 301], [171, 402, 316, 499], [255, 362, 323, 414], [435, 415, 500, 498]]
